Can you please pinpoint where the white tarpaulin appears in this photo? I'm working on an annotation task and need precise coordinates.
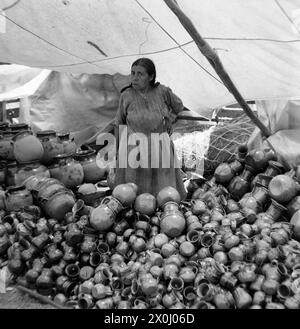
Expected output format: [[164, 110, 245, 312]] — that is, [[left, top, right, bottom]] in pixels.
[[0, 64, 50, 101], [1, 0, 300, 114], [248, 99, 300, 168]]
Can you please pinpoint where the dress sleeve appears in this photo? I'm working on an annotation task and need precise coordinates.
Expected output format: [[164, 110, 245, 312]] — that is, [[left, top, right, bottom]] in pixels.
[[114, 93, 127, 126], [165, 86, 185, 116]]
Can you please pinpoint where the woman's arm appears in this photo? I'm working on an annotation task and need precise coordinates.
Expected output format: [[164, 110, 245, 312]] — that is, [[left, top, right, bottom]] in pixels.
[[165, 86, 186, 123]]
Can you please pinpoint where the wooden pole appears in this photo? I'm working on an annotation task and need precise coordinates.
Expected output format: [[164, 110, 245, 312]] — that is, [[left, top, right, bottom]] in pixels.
[[163, 0, 271, 137], [16, 285, 69, 309]]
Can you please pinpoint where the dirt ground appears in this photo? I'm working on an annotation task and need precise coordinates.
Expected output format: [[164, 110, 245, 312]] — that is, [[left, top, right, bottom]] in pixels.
[[0, 287, 55, 309]]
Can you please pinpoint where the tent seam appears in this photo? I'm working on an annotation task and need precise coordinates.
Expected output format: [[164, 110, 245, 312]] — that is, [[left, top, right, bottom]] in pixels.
[[134, 0, 224, 85], [0, 13, 104, 70]]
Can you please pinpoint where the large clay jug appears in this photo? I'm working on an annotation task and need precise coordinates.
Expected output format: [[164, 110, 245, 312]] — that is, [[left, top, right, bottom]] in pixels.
[[49, 154, 84, 189], [57, 132, 77, 155], [90, 196, 123, 231], [40, 190, 76, 221], [36, 130, 64, 165], [74, 150, 106, 183], [13, 131, 44, 163], [5, 185, 33, 212]]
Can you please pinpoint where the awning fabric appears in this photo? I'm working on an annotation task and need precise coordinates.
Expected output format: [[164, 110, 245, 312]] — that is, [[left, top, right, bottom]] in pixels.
[[1, 0, 300, 114]]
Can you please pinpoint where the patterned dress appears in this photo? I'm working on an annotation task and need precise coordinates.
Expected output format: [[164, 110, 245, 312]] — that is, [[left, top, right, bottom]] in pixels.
[[114, 83, 186, 200]]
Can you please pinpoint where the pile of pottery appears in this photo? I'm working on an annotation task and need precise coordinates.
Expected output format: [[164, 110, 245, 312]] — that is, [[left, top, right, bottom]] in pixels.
[[0, 142, 300, 309], [0, 123, 106, 191]]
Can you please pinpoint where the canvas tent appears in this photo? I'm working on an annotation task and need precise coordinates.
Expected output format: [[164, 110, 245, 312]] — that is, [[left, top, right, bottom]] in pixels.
[[0, 0, 300, 165]]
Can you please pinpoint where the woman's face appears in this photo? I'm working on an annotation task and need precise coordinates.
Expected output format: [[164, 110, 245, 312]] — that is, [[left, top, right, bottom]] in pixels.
[[131, 65, 153, 92]]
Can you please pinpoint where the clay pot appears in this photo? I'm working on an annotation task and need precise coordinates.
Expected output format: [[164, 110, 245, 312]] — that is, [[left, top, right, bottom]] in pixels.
[[228, 165, 255, 200], [244, 148, 275, 172], [214, 163, 234, 184], [237, 264, 257, 283], [8, 254, 25, 275], [161, 240, 178, 258], [154, 233, 169, 249], [40, 190, 76, 221], [233, 286, 252, 309], [257, 199, 287, 224], [89, 252, 102, 267], [265, 161, 285, 177], [224, 234, 240, 250], [33, 177, 66, 201], [13, 130, 44, 163], [90, 196, 123, 231], [64, 223, 83, 246], [179, 241, 195, 257], [57, 132, 77, 155], [36, 130, 64, 165], [106, 232, 117, 248], [47, 243, 64, 264], [186, 230, 201, 247], [196, 282, 214, 302], [262, 278, 279, 295], [190, 199, 207, 215], [168, 277, 184, 293], [219, 272, 238, 291], [92, 283, 112, 300], [74, 149, 106, 183], [214, 291, 234, 309], [200, 232, 216, 248], [290, 210, 300, 241], [269, 174, 300, 204], [140, 274, 158, 296], [81, 234, 97, 254], [134, 193, 157, 215], [62, 243, 77, 263], [179, 266, 197, 283], [5, 185, 33, 212], [112, 183, 136, 207], [77, 293, 94, 309], [36, 268, 54, 295], [160, 202, 186, 238], [157, 186, 181, 208], [15, 160, 50, 187], [287, 196, 300, 217], [163, 263, 179, 280], [65, 263, 80, 281], [0, 131, 15, 160], [25, 268, 40, 285], [56, 275, 77, 296], [252, 291, 265, 306], [49, 154, 84, 189]]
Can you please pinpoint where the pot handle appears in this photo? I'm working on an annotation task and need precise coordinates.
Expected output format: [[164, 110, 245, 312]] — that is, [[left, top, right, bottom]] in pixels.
[[100, 196, 111, 205], [38, 197, 48, 206]]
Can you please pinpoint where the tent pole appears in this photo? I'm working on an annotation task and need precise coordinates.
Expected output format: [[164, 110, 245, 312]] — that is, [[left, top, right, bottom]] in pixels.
[[163, 0, 271, 138]]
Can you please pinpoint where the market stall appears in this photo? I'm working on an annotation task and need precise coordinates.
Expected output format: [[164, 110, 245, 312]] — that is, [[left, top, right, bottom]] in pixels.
[[0, 0, 300, 310]]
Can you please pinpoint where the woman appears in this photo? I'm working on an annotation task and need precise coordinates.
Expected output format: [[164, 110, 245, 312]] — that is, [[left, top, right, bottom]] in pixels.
[[114, 57, 186, 200]]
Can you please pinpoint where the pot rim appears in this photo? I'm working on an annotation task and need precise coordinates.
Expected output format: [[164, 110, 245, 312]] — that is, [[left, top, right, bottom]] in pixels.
[[36, 130, 56, 137], [12, 130, 33, 141]]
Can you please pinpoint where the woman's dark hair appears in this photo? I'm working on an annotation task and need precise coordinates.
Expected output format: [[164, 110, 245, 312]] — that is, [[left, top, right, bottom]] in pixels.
[[121, 57, 159, 93]]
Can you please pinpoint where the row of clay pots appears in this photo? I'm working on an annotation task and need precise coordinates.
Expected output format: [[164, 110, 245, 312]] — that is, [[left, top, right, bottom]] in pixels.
[[1, 127, 106, 188]]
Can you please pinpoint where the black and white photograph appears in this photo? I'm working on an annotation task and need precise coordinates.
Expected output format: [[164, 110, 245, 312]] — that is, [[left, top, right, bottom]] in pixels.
[[0, 0, 300, 318]]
